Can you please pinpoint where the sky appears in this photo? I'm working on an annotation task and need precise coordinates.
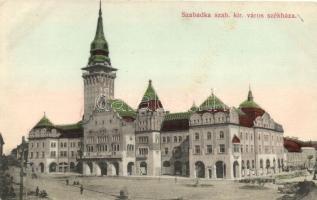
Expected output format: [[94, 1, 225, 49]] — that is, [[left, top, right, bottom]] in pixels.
[[0, 0, 317, 154]]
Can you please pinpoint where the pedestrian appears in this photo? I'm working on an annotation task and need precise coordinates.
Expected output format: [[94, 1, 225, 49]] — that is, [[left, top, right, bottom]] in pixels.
[[35, 186, 39, 196], [66, 179, 69, 185], [80, 184, 84, 195]]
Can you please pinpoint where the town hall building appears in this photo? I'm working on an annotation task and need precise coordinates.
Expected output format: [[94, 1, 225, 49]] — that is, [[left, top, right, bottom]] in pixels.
[[27, 3, 285, 179]]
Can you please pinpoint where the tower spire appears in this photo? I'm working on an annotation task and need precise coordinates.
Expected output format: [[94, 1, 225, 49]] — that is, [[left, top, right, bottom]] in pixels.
[[248, 85, 254, 101], [99, 0, 102, 16]]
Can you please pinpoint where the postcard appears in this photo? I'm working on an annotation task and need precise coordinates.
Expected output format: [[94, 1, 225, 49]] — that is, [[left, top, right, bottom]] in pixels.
[[0, 1, 316, 200]]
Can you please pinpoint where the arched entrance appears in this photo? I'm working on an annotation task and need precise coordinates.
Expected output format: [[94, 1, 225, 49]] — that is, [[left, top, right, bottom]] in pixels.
[[127, 162, 134, 176], [195, 161, 205, 178], [39, 163, 44, 173], [49, 162, 57, 173], [216, 161, 226, 178], [233, 161, 239, 178], [174, 161, 182, 175], [107, 162, 118, 176], [98, 161, 108, 175], [76, 161, 83, 173], [140, 162, 147, 175]]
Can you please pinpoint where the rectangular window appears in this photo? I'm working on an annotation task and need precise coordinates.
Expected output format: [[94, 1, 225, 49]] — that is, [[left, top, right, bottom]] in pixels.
[[246, 145, 249, 153], [51, 142, 56, 148], [164, 148, 168, 155], [219, 144, 225, 153], [42, 142, 45, 148], [174, 136, 177, 143], [162, 137, 166, 143], [194, 145, 201, 154], [195, 133, 200, 140], [50, 151, 56, 158], [233, 144, 239, 153], [207, 145, 212, 154], [42, 152, 45, 158], [167, 137, 170, 143], [36, 152, 39, 158], [207, 132, 212, 140], [178, 136, 182, 142], [219, 131, 224, 139], [30, 152, 33, 158]]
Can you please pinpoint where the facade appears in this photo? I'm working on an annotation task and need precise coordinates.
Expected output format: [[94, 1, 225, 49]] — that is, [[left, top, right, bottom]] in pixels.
[[24, 3, 286, 179], [27, 115, 83, 173], [0, 133, 4, 157]]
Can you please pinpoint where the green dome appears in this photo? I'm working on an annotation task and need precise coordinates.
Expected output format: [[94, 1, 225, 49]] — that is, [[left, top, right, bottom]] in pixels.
[[189, 102, 199, 112], [87, 4, 111, 66], [199, 93, 228, 111], [239, 100, 261, 109], [239, 89, 262, 109]]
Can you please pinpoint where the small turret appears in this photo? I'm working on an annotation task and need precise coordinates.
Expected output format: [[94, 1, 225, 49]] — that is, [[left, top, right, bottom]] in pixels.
[[138, 80, 163, 111]]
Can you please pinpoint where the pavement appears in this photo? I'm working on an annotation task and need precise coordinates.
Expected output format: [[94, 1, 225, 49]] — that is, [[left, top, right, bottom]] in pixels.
[[8, 167, 295, 200]]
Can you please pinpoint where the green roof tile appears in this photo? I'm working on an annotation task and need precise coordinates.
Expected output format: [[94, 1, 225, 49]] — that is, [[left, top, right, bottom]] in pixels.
[[109, 99, 136, 118], [239, 89, 262, 109], [141, 80, 160, 102], [199, 93, 228, 111], [34, 115, 54, 128], [88, 3, 110, 66], [164, 112, 191, 121], [55, 121, 82, 130]]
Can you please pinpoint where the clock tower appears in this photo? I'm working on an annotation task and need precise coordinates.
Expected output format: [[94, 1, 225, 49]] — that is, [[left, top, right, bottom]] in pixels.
[[82, 2, 117, 120]]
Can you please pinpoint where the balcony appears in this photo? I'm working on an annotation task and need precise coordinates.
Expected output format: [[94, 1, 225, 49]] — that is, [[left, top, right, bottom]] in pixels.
[[83, 151, 122, 159]]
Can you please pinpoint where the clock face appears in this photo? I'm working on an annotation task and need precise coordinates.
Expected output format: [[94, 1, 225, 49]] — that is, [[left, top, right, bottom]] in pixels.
[[95, 94, 111, 111]]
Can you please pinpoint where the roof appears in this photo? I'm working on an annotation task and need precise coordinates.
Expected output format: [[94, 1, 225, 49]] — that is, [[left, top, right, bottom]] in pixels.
[[141, 80, 160, 102], [138, 80, 163, 111], [199, 93, 229, 111], [164, 112, 191, 121], [34, 115, 54, 129], [161, 112, 191, 132], [284, 138, 302, 152], [109, 99, 136, 119], [189, 102, 199, 112], [0, 133, 4, 145], [32, 114, 83, 139], [232, 135, 241, 143], [239, 89, 262, 109], [86, 2, 113, 68]]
